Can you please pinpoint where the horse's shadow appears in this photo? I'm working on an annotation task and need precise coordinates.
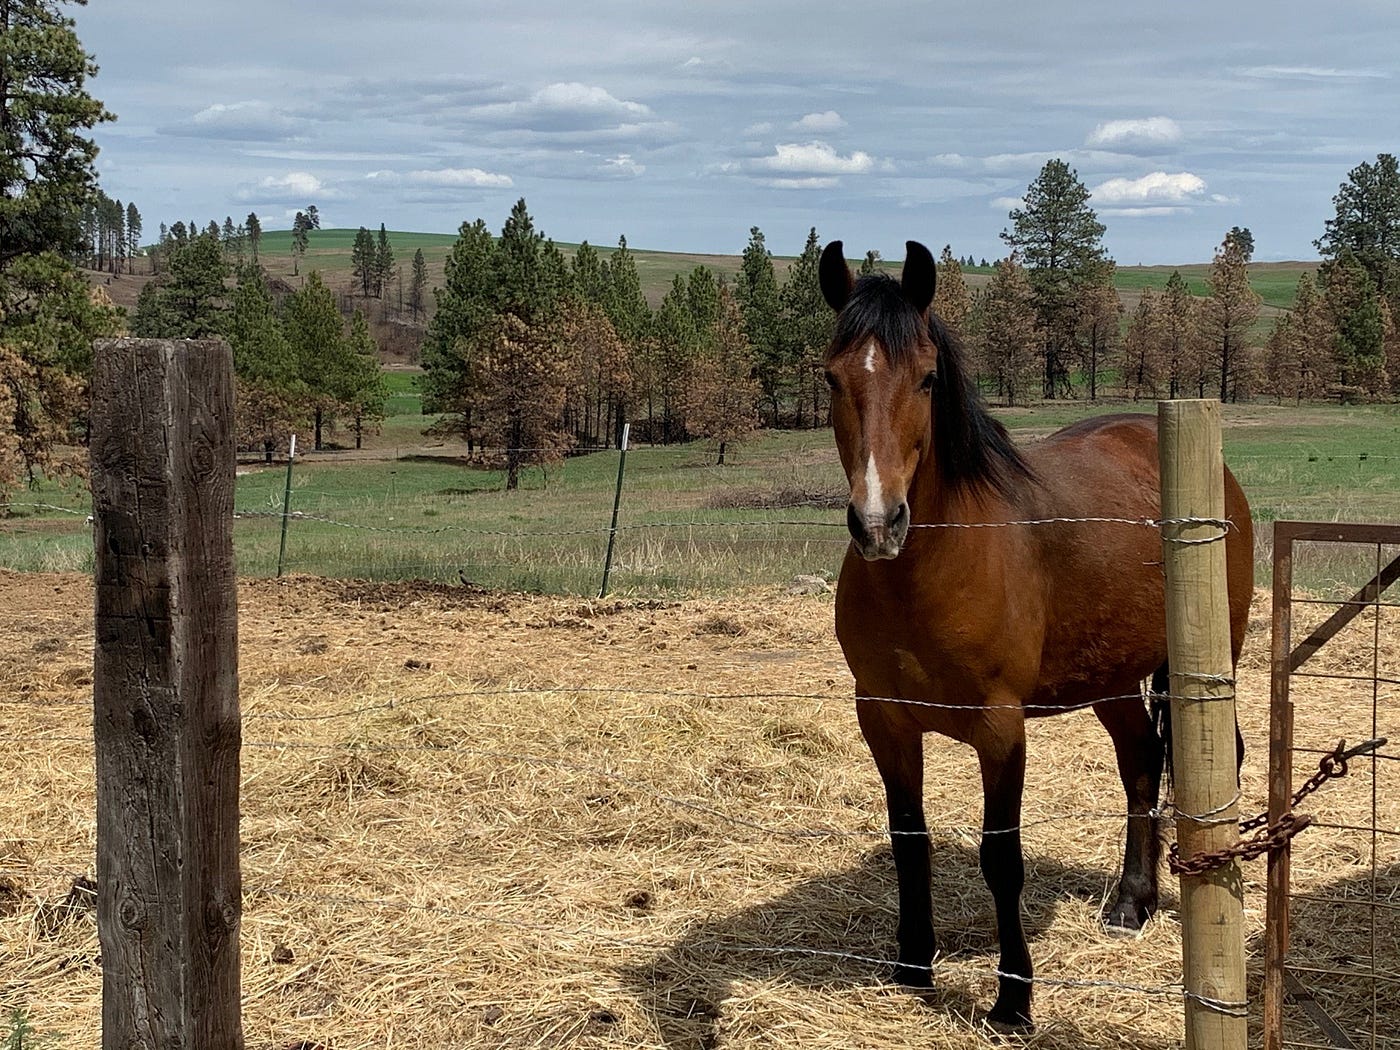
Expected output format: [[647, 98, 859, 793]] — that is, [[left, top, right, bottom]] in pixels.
[[618, 840, 1176, 1049]]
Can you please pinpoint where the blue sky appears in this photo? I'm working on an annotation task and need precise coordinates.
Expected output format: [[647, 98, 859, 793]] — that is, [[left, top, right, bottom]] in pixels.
[[75, 1, 1398, 264]]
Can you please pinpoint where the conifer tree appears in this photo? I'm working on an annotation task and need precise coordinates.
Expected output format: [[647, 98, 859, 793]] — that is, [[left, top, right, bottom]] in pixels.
[[973, 255, 1042, 406], [1323, 251, 1387, 396], [351, 226, 376, 296], [1315, 154, 1400, 302], [284, 272, 346, 449], [125, 202, 142, 271], [408, 248, 428, 322], [734, 226, 785, 424], [1001, 159, 1109, 398], [423, 218, 496, 441], [344, 309, 387, 447], [1121, 289, 1162, 400], [374, 223, 395, 298], [1158, 271, 1200, 398], [857, 249, 882, 276], [1075, 269, 1121, 400], [780, 228, 834, 427], [932, 245, 972, 338], [570, 241, 607, 306], [681, 287, 760, 464], [1201, 233, 1261, 401], [245, 212, 262, 263]]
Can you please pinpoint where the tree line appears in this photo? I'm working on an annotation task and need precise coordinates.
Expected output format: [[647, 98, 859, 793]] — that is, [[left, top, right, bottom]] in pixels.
[[131, 232, 387, 455]]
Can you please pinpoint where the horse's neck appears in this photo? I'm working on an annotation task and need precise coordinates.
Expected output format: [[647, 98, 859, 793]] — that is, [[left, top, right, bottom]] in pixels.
[[908, 456, 1010, 528]]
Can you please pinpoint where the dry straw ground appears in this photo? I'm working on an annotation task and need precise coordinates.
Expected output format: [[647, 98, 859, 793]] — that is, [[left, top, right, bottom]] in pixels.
[[1, 566, 1395, 1049]]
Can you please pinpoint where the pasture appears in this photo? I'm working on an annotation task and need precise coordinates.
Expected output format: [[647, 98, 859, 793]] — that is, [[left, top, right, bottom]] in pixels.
[[3, 401, 1399, 591], [3, 565, 1396, 1048]]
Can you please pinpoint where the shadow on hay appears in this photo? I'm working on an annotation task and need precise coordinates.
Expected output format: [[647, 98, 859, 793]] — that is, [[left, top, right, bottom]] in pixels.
[[620, 843, 1177, 1049], [1253, 860, 1399, 1046]]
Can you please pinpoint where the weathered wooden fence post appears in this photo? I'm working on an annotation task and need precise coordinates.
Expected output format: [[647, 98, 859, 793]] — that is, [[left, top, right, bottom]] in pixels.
[[91, 338, 243, 1049], [1158, 399, 1246, 1050]]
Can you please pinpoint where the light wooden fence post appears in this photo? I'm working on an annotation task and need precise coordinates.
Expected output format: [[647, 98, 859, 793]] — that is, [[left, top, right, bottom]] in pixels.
[[1158, 398, 1246, 1050], [91, 338, 243, 1049]]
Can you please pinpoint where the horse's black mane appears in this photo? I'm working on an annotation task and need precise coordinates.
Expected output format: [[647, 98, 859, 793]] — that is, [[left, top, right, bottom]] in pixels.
[[828, 273, 1035, 498]]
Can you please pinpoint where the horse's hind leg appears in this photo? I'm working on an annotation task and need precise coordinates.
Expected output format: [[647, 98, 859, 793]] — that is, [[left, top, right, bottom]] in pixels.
[[856, 700, 935, 987], [1094, 692, 1164, 931]]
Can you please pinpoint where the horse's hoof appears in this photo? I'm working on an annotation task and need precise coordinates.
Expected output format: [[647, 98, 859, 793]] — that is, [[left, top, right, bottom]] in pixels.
[[890, 963, 934, 988], [986, 1003, 1034, 1035], [1103, 901, 1151, 935]]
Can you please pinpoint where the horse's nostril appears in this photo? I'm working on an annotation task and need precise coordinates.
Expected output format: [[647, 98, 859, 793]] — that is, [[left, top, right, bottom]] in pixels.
[[890, 502, 909, 530], [846, 503, 863, 540]]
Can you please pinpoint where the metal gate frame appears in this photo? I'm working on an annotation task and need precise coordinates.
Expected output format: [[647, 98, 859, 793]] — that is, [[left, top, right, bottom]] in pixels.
[[1266, 521, 1400, 1050]]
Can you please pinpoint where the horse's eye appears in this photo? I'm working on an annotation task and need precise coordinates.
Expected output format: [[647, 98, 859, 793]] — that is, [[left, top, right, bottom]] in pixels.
[[824, 370, 839, 391], [919, 370, 937, 392]]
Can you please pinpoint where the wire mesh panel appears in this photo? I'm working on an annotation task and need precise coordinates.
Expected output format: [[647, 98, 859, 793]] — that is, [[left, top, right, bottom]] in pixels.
[[1267, 522, 1400, 1050]]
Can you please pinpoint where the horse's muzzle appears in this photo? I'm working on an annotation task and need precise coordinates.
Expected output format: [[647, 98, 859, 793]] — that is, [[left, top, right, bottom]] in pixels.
[[847, 500, 909, 560]]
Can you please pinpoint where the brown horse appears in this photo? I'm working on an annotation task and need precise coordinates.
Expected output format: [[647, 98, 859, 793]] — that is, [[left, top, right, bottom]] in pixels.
[[818, 240, 1252, 1030]]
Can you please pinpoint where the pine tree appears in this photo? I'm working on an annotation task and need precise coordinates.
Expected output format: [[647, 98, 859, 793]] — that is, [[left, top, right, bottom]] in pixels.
[[132, 233, 229, 337], [1315, 154, 1400, 302], [1201, 234, 1261, 401], [681, 287, 761, 464], [932, 245, 972, 339], [1075, 270, 1121, 400], [422, 218, 496, 443], [735, 226, 785, 425], [1158, 271, 1200, 398], [245, 212, 262, 263], [857, 249, 882, 276], [599, 235, 647, 444], [1001, 159, 1109, 398], [290, 211, 313, 275], [1323, 251, 1387, 396], [0, 0, 113, 269], [973, 255, 1042, 406], [284, 271, 346, 449], [558, 300, 629, 449], [780, 228, 834, 427], [408, 248, 428, 322], [228, 263, 300, 458], [1121, 289, 1162, 400], [473, 313, 572, 490], [344, 310, 387, 447], [1225, 226, 1255, 263], [2, 254, 121, 495], [351, 226, 375, 297], [125, 202, 142, 272], [374, 223, 395, 298], [650, 273, 698, 441], [570, 241, 607, 306]]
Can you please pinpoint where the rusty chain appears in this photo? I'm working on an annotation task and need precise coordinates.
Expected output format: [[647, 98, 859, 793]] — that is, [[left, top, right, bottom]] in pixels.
[[1168, 737, 1386, 877]]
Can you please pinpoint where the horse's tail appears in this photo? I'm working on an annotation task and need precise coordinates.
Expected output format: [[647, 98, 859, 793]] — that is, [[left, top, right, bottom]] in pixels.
[[1150, 663, 1172, 788]]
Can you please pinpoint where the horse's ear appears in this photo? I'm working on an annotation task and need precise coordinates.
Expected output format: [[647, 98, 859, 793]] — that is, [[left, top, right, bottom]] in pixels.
[[901, 240, 936, 315], [819, 240, 853, 312]]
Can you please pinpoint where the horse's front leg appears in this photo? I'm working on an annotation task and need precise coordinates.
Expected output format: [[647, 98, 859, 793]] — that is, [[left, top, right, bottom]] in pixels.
[[976, 717, 1033, 1030], [857, 699, 934, 987]]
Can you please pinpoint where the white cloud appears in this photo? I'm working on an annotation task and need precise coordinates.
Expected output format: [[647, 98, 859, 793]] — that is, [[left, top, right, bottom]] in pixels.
[[159, 100, 307, 141], [1086, 117, 1182, 148], [1238, 65, 1389, 81], [761, 176, 839, 190], [601, 154, 645, 178], [366, 167, 514, 188], [470, 82, 653, 126], [990, 195, 1026, 211], [1090, 171, 1206, 205], [757, 141, 874, 175], [793, 110, 846, 132], [236, 170, 342, 202], [1098, 206, 1192, 218]]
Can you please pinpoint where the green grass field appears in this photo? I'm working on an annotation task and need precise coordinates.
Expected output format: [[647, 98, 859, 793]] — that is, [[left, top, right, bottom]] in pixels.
[[252, 229, 1313, 312], [6, 402, 1398, 595]]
